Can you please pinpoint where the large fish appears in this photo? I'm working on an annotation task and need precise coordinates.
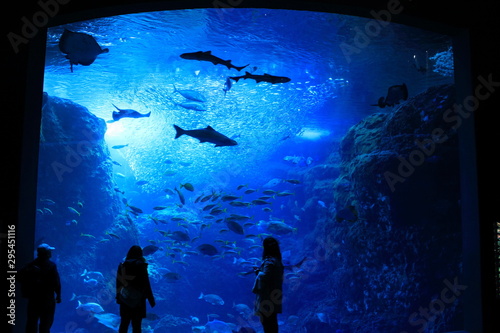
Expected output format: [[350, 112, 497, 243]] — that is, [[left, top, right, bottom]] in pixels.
[[229, 72, 291, 84], [372, 83, 408, 108], [173, 85, 206, 103], [180, 51, 248, 71], [111, 104, 151, 121], [173, 125, 237, 147], [58, 29, 109, 72]]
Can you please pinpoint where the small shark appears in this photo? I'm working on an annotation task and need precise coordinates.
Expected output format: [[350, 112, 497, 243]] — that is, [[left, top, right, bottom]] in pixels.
[[372, 83, 408, 108], [173, 125, 237, 147], [229, 71, 291, 84], [111, 104, 151, 121], [180, 51, 249, 71]]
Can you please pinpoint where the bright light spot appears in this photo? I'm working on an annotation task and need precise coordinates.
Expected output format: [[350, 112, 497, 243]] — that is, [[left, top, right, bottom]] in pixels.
[[105, 121, 126, 139], [297, 127, 331, 140]]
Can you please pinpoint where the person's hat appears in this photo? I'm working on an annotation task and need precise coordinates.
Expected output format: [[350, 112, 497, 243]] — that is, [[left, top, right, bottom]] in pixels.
[[37, 243, 55, 251]]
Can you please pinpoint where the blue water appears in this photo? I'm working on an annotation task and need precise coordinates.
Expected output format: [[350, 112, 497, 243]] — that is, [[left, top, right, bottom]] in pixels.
[[37, 7, 455, 333]]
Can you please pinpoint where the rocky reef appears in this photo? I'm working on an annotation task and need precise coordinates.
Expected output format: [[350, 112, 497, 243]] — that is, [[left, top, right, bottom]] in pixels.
[[288, 84, 463, 333], [35, 93, 139, 310]]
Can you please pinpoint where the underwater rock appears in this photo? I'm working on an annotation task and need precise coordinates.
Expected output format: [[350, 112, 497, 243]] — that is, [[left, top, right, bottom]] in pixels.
[[36, 93, 139, 283], [295, 84, 462, 333], [153, 314, 192, 333]]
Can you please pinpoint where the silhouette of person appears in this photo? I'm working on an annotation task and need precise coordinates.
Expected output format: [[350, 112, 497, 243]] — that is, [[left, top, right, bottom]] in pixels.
[[252, 237, 284, 333], [19, 243, 61, 333], [116, 245, 155, 333]]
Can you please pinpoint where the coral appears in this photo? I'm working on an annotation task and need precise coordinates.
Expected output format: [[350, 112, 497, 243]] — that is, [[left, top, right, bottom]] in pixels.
[[429, 46, 454, 77], [293, 84, 463, 332]]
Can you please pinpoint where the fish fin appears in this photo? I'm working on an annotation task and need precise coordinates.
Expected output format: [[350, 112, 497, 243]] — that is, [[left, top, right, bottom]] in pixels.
[[245, 71, 252, 75], [204, 51, 212, 54], [112, 103, 121, 111], [229, 76, 240, 82], [206, 126, 215, 131], [173, 125, 185, 139], [145, 112, 151, 117], [235, 64, 249, 71]]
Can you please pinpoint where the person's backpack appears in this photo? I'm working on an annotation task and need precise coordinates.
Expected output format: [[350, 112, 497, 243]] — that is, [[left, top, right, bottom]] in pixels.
[[118, 285, 143, 308], [18, 262, 42, 298]]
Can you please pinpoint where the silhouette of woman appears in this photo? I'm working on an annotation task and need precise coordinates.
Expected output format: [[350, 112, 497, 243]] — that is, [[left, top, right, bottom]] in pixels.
[[252, 237, 284, 333], [116, 245, 155, 333]]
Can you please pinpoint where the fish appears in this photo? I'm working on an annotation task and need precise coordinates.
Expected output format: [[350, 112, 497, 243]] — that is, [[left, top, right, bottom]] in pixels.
[[226, 220, 244, 235], [276, 191, 294, 197], [172, 84, 207, 102], [198, 292, 225, 305], [197, 243, 218, 256], [136, 180, 149, 186], [80, 233, 96, 238], [180, 183, 194, 192], [221, 194, 240, 202], [167, 230, 190, 242], [111, 104, 151, 121], [202, 203, 218, 211], [335, 205, 358, 223], [318, 200, 326, 208], [244, 189, 257, 194], [93, 312, 121, 330], [127, 204, 143, 214], [105, 231, 120, 239], [163, 272, 182, 282], [174, 187, 185, 205], [229, 71, 291, 84], [372, 83, 408, 108], [175, 101, 207, 111], [142, 245, 160, 256], [81, 269, 104, 280], [263, 178, 282, 188], [223, 77, 232, 95], [251, 199, 271, 205], [173, 125, 237, 147], [229, 201, 252, 207], [261, 221, 297, 235], [111, 144, 128, 149], [68, 206, 81, 216], [58, 29, 109, 72], [283, 179, 301, 184], [84, 278, 98, 286], [209, 208, 226, 216], [180, 50, 248, 71], [153, 206, 168, 210], [262, 190, 277, 195], [236, 184, 247, 190], [76, 300, 104, 313], [227, 214, 252, 221]]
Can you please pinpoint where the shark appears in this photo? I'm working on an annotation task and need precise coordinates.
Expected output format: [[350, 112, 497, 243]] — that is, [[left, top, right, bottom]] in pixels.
[[180, 51, 249, 71], [229, 71, 291, 84], [173, 125, 237, 147]]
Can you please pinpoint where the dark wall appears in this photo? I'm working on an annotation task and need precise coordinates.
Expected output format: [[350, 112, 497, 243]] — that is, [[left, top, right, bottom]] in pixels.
[[3, 0, 499, 332]]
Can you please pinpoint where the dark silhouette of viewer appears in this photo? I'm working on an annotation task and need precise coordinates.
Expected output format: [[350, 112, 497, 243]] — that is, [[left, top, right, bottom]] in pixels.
[[252, 237, 284, 333], [18, 243, 61, 333], [116, 245, 155, 333]]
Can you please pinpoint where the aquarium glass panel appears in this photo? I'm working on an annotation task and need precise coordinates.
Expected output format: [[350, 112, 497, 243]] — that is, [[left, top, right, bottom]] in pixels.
[[37, 8, 462, 333]]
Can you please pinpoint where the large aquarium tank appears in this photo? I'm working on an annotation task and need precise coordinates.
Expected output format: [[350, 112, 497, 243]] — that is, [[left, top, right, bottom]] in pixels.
[[34, 5, 468, 333]]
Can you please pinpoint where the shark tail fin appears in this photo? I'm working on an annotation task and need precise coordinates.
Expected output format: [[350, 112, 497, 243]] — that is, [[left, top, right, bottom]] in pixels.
[[174, 125, 185, 139], [235, 64, 250, 71], [145, 112, 151, 118]]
